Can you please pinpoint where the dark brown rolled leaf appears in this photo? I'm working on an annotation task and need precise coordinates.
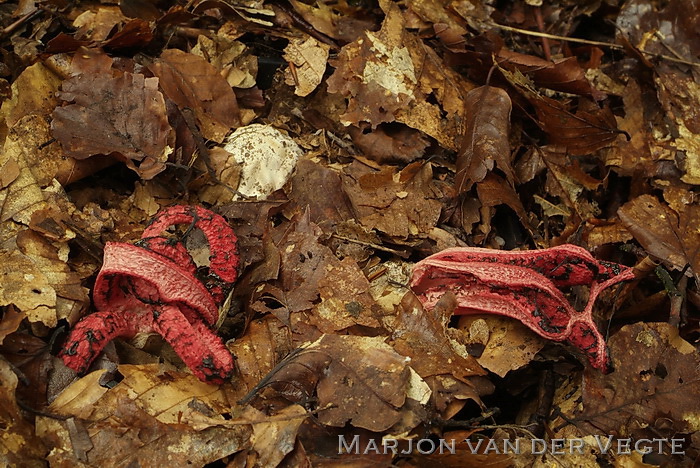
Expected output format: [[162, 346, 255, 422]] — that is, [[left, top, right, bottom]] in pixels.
[[455, 86, 513, 195]]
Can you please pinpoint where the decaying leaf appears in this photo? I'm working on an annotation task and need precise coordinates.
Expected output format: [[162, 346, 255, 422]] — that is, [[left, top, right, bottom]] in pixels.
[[326, 0, 472, 150], [243, 404, 307, 467], [149, 49, 241, 143], [391, 292, 486, 381], [619, 191, 700, 276], [266, 334, 414, 432], [192, 35, 257, 89], [456, 315, 545, 378], [2, 0, 700, 464], [197, 147, 242, 205], [343, 161, 443, 239], [604, 80, 659, 175], [283, 158, 355, 229], [230, 315, 294, 397], [1, 230, 87, 327], [0, 115, 52, 223], [284, 35, 330, 97], [51, 58, 172, 179], [455, 86, 513, 193], [655, 68, 700, 185], [576, 322, 700, 436], [38, 365, 250, 466]]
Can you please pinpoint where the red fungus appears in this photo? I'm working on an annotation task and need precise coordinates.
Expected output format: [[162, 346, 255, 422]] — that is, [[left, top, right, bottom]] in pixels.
[[410, 245, 635, 373], [60, 205, 239, 384]]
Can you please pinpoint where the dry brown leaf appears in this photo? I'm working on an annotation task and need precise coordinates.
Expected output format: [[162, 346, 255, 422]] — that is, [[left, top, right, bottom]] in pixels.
[[584, 222, 634, 250], [604, 80, 659, 175], [655, 68, 700, 184], [230, 315, 294, 397], [502, 68, 621, 155], [0, 115, 55, 223], [243, 404, 307, 467], [348, 123, 430, 164], [618, 192, 700, 276], [0, 332, 55, 408], [149, 49, 241, 143], [0, 306, 24, 343], [284, 35, 330, 97], [498, 50, 605, 99], [102, 19, 154, 50], [192, 35, 257, 88], [326, 0, 471, 150], [576, 322, 700, 436], [314, 256, 381, 332], [343, 161, 443, 239], [51, 63, 172, 179], [617, 0, 700, 63], [278, 334, 412, 432], [407, 431, 515, 467], [198, 147, 242, 205], [455, 86, 513, 193], [39, 364, 249, 465], [535, 97, 620, 156], [19, 230, 88, 322], [391, 292, 486, 381], [267, 212, 382, 336], [274, 213, 340, 314], [73, 6, 128, 42], [288, 0, 378, 43], [0, 230, 87, 328], [283, 158, 354, 229], [541, 149, 602, 222], [0, 62, 61, 129], [456, 315, 544, 377], [475, 173, 530, 227]]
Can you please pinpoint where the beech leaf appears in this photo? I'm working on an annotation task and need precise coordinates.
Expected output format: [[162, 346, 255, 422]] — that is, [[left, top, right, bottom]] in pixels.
[[149, 49, 241, 143], [454, 86, 513, 194], [51, 69, 171, 179]]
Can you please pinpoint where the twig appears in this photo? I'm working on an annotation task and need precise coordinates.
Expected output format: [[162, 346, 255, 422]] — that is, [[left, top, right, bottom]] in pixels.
[[330, 233, 406, 255], [491, 23, 700, 67]]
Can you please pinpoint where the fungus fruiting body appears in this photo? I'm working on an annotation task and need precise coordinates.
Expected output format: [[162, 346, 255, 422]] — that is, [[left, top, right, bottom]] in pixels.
[[60, 205, 239, 384]]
